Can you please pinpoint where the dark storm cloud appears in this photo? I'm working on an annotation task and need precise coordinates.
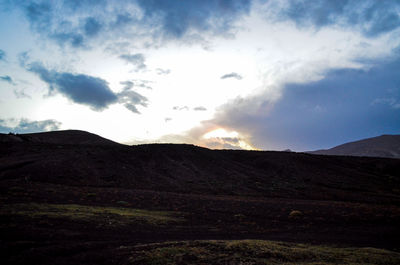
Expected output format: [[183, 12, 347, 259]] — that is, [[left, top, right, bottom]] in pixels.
[[119, 53, 146, 71], [25, 62, 148, 113], [213, 57, 400, 151], [279, 0, 400, 37], [220, 72, 242, 80], [0, 49, 5, 61], [0, 118, 61, 134], [0, 75, 13, 84]]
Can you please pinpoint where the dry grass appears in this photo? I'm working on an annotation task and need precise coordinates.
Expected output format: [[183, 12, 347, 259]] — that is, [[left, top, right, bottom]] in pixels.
[[0, 203, 183, 226], [128, 240, 400, 265]]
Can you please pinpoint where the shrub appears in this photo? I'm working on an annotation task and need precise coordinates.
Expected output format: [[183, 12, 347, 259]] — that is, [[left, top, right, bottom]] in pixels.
[[86, 193, 96, 198], [289, 210, 303, 219]]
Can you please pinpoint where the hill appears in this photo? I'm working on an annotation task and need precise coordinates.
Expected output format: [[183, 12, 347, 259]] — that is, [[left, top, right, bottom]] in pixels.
[[0, 130, 119, 146], [309, 134, 400, 158], [1, 131, 399, 202], [1, 130, 400, 264]]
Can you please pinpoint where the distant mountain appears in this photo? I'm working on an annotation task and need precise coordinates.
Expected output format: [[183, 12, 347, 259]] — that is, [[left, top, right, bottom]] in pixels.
[[0, 130, 119, 146], [309, 135, 400, 158]]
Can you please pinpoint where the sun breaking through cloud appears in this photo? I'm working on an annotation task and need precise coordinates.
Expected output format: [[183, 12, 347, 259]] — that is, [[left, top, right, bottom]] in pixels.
[[0, 0, 399, 150]]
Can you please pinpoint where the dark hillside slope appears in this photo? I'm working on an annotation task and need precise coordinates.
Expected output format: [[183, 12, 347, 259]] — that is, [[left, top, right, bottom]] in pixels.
[[1, 130, 400, 263], [310, 134, 400, 158], [0, 130, 119, 146], [1, 131, 399, 203]]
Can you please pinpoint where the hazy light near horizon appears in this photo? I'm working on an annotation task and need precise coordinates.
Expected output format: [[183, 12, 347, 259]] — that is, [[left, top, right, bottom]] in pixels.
[[203, 128, 256, 150], [0, 0, 399, 150]]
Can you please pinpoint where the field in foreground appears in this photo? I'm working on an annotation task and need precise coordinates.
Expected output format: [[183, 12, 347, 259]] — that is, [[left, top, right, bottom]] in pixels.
[[126, 240, 400, 265], [1, 130, 400, 264]]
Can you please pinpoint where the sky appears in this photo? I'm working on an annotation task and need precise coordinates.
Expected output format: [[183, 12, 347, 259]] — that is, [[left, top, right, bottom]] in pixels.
[[0, 0, 399, 151]]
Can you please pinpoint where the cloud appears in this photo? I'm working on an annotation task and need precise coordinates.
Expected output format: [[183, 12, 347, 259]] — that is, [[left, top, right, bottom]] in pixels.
[[206, 138, 243, 150], [194, 106, 207, 111], [25, 61, 149, 113], [111, 13, 135, 28], [6, 0, 398, 52], [120, 80, 134, 91], [27, 62, 118, 110], [0, 118, 61, 134], [220, 72, 243, 80], [0, 75, 13, 84], [5, 0, 251, 49], [136, 0, 251, 38], [170, 105, 207, 112], [209, 57, 400, 151], [24, 1, 52, 31], [84, 17, 102, 37], [119, 53, 146, 71], [173, 106, 189, 111], [156, 68, 171, 75], [0, 49, 5, 61], [23, 2, 87, 47], [277, 0, 400, 37], [13, 89, 31, 99], [120, 79, 153, 90], [117, 89, 148, 114], [135, 80, 153, 90], [158, 122, 256, 150], [4, 1, 108, 48], [51, 32, 85, 48], [372, 98, 400, 109], [18, 51, 30, 67]]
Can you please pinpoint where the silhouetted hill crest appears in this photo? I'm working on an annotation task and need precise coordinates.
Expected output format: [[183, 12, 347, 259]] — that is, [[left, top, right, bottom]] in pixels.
[[1, 130, 399, 203], [0, 130, 119, 146], [309, 134, 400, 158]]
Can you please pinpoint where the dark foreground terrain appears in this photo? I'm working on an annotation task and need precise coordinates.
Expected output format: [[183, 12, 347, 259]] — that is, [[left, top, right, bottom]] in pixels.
[[1, 130, 400, 264]]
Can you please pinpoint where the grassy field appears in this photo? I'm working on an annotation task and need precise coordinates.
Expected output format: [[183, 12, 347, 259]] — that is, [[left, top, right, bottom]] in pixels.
[[0, 203, 183, 226], [127, 240, 400, 265]]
